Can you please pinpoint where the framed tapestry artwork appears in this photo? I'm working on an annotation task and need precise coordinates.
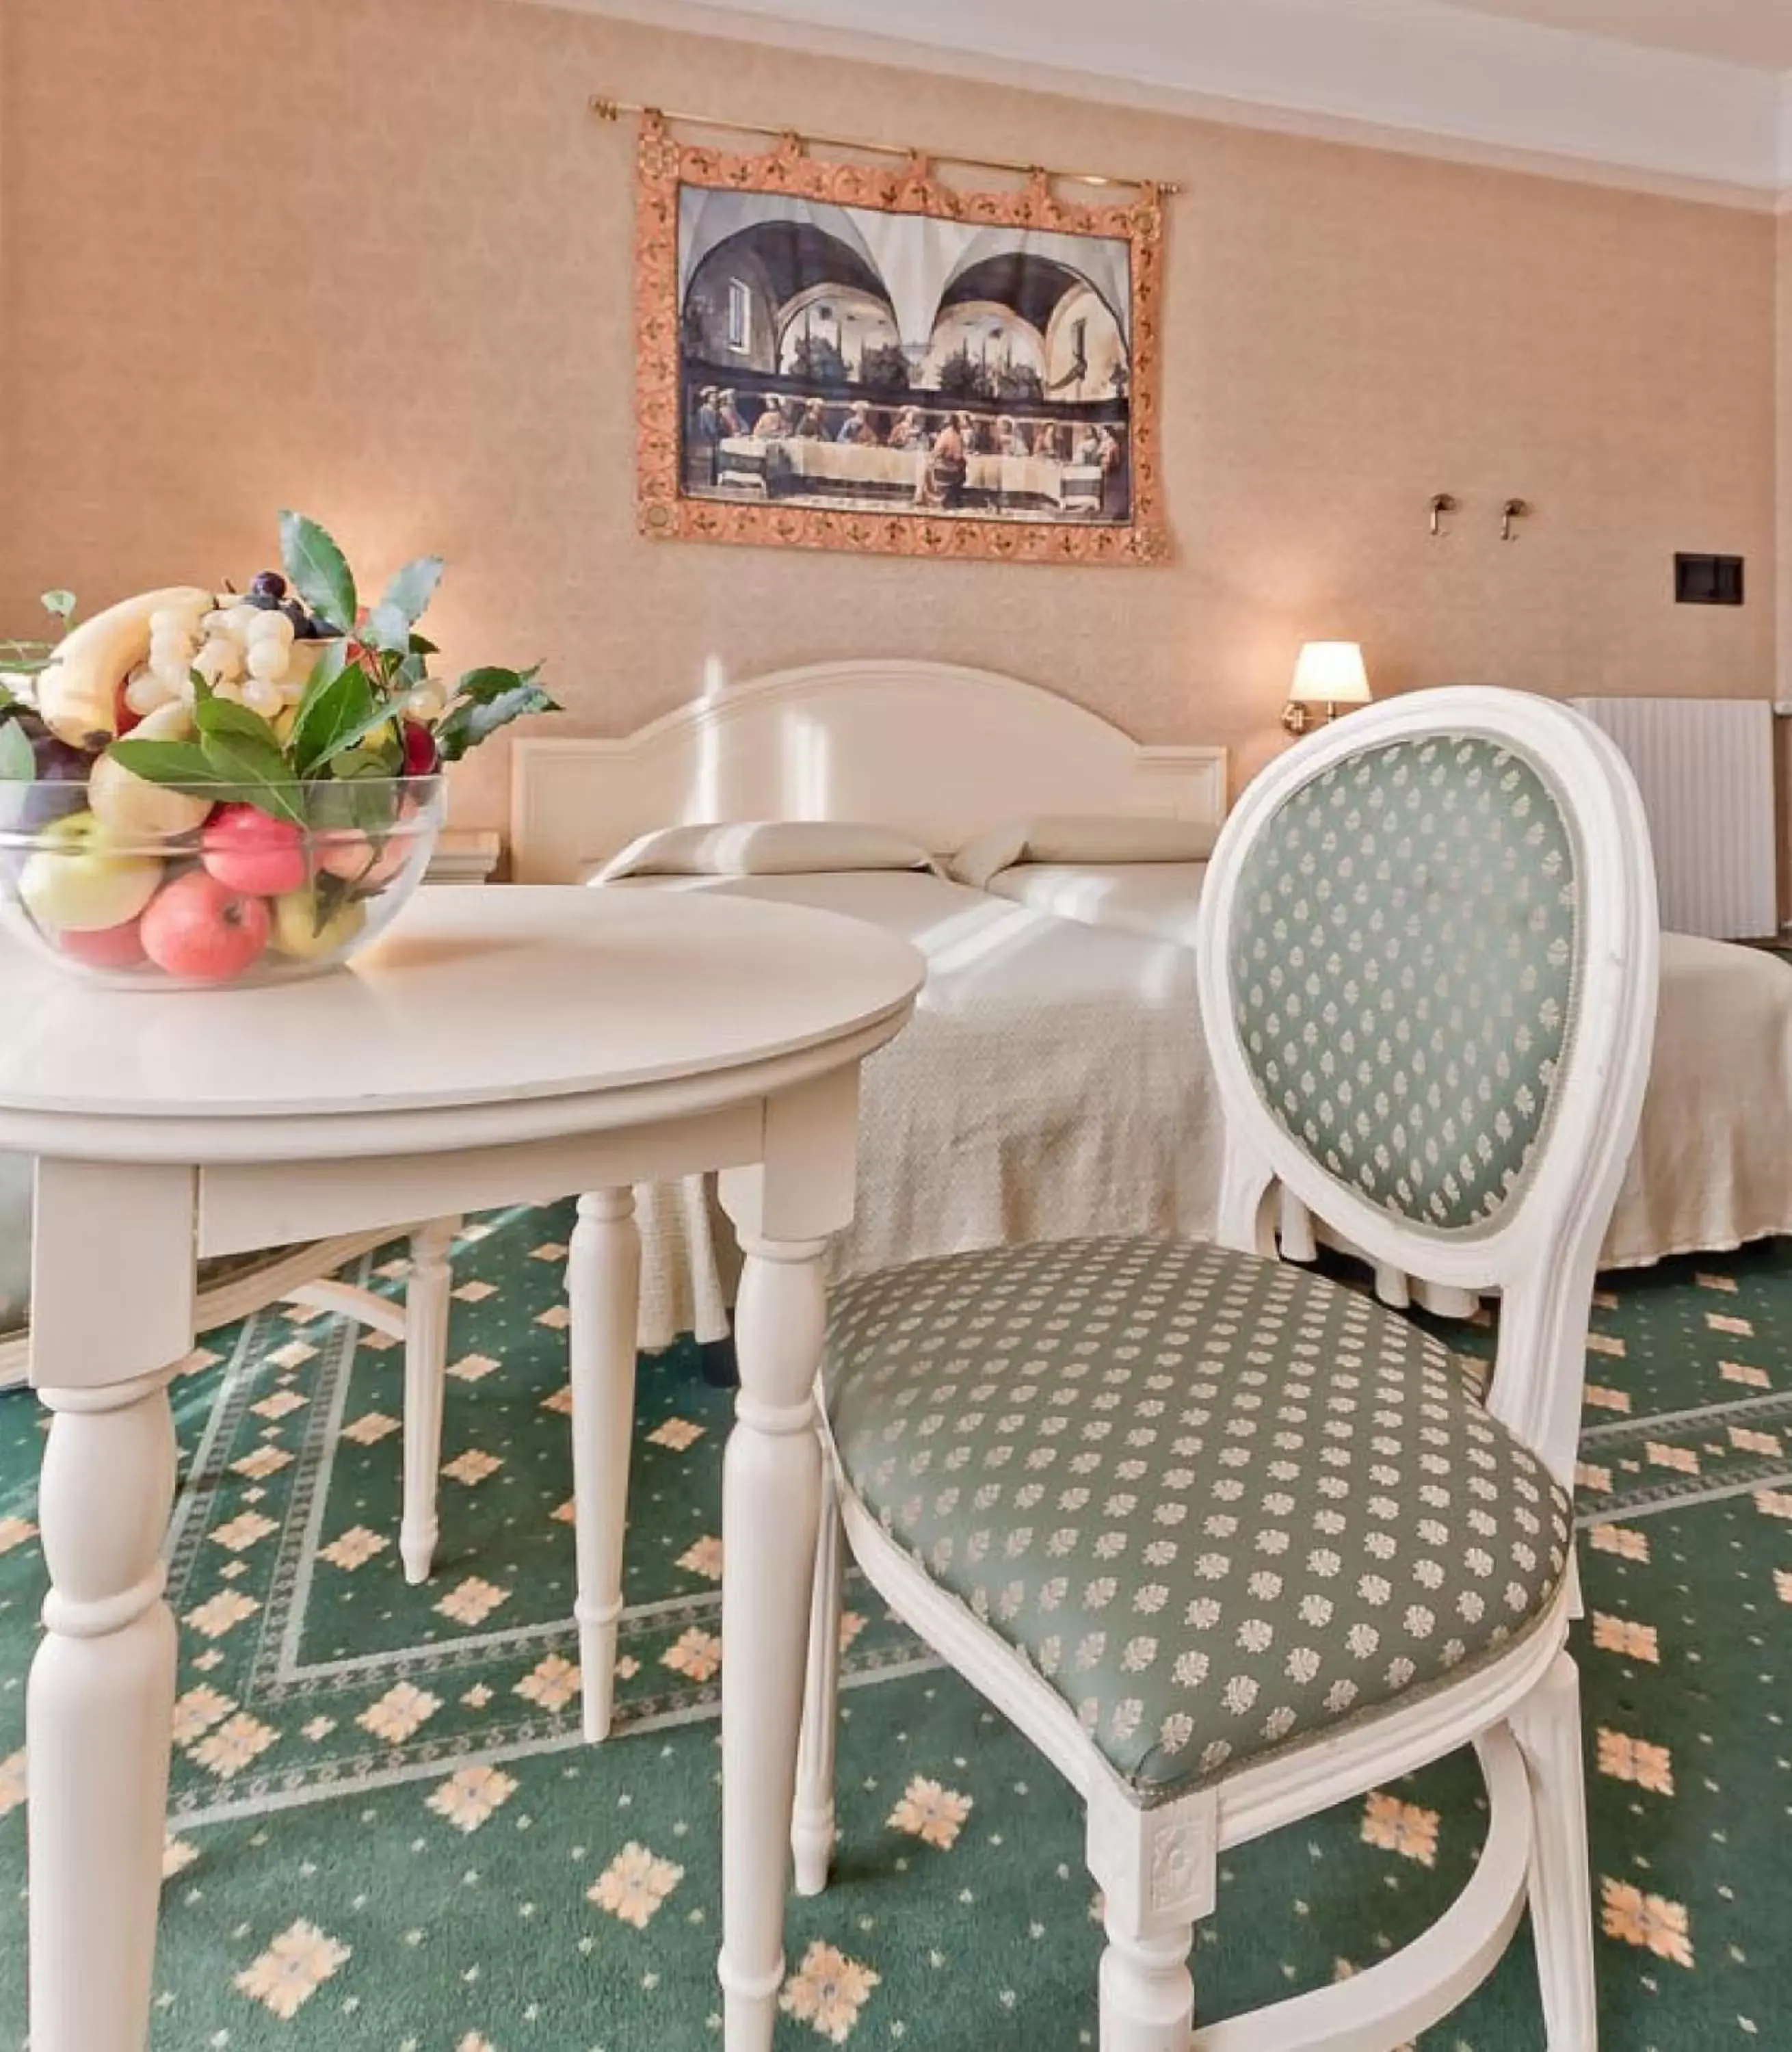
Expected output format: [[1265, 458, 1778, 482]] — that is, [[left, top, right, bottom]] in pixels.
[[633, 113, 1172, 565]]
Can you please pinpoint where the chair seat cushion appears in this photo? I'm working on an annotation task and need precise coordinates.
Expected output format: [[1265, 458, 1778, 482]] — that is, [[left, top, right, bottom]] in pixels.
[[823, 1237, 1572, 1805]]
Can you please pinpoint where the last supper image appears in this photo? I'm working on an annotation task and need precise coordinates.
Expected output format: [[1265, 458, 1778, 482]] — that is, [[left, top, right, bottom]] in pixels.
[[675, 187, 1134, 528]]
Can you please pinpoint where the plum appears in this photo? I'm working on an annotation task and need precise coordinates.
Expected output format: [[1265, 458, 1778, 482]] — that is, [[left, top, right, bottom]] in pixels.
[[0, 713, 93, 832], [24, 726, 95, 828]]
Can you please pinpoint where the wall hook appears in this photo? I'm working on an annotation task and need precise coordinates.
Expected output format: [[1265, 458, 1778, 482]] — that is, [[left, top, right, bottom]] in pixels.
[[1500, 498, 1531, 542], [1428, 492, 1459, 539]]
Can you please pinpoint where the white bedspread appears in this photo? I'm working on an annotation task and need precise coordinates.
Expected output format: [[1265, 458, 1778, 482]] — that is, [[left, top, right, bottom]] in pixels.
[[977, 860, 1792, 1271], [984, 860, 1208, 945], [1605, 933, 1792, 1268], [612, 871, 1225, 1347]]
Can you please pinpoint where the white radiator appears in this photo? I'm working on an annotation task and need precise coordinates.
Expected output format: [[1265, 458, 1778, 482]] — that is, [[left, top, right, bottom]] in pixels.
[[1569, 696, 1777, 939]]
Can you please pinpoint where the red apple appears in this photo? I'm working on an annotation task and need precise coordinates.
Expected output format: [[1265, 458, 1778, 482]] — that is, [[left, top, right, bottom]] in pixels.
[[56, 915, 148, 969], [202, 804, 307, 895], [315, 830, 408, 886], [140, 870, 271, 982]]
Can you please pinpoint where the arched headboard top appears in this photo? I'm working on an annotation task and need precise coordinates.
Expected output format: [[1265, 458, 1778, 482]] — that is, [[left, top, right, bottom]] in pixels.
[[510, 659, 1228, 883]]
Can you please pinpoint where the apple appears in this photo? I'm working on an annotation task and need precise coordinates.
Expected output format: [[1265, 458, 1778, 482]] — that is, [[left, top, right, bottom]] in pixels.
[[56, 916, 148, 970], [202, 804, 307, 895], [140, 869, 270, 982], [88, 702, 213, 841], [18, 813, 163, 933], [271, 886, 365, 960], [315, 829, 408, 886]]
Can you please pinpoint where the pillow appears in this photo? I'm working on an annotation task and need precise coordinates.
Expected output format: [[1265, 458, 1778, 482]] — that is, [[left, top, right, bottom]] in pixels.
[[593, 820, 941, 884], [948, 813, 1219, 889]]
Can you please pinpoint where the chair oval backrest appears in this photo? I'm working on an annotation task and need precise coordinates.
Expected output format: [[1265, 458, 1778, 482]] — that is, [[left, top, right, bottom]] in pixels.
[[1197, 688, 1658, 1308], [1228, 731, 1577, 1234]]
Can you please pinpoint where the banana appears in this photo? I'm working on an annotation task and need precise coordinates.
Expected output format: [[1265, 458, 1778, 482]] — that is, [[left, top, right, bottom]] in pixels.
[[36, 586, 215, 749], [88, 701, 213, 840]]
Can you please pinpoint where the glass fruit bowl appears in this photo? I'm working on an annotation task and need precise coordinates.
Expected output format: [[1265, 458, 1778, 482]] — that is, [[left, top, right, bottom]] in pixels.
[[0, 775, 444, 988]]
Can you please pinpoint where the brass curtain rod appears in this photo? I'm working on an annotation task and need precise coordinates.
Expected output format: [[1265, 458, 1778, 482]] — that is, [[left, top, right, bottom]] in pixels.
[[589, 96, 1179, 194]]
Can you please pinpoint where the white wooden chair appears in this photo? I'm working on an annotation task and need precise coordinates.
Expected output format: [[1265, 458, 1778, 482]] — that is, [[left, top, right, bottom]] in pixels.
[[789, 687, 1658, 2051], [280, 1215, 460, 1584]]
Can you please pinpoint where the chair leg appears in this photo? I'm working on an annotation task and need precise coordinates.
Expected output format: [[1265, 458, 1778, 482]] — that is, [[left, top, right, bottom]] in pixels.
[[791, 1452, 844, 1897], [399, 1217, 457, 1586], [1510, 1650, 1598, 2051], [1098, 1906, 1195, 2052], [1086, 1784, 1213, 2052]]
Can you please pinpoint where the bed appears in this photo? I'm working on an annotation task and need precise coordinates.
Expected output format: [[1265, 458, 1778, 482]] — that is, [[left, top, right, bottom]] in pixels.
[[512, 660, 1230, 1345], [961, 845, 1792, 1272], [514, 658, 1791, 1317]]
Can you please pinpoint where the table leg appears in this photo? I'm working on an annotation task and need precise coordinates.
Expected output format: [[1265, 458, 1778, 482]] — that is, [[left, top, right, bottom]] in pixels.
[[716, 1233, 829, 2052], [567, 1189, 642, 1742], [29, 1366, 180, 2052], [399, 1216, 458, 1585]]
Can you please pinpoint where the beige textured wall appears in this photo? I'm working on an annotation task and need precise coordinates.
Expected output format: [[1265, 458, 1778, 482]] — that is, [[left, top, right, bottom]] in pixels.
[[0, 0, 1779, 836], [1777, 213, 1792, 915]]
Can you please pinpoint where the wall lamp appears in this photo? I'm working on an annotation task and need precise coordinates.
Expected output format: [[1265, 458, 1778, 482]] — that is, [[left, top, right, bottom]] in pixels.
[[1282, 641, 1372, 735]]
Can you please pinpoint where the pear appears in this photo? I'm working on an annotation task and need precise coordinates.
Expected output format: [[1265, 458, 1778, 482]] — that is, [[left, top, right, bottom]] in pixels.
[[88, 702, 214, 841], [36, 586, 214, 749]]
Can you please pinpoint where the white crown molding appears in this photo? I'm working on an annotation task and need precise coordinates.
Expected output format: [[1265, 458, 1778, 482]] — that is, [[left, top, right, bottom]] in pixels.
[[540, 0, 1792, 209]]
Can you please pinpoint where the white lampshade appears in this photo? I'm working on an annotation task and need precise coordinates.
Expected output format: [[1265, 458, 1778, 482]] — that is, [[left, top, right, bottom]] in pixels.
[[1290, 641, 1371, 706]]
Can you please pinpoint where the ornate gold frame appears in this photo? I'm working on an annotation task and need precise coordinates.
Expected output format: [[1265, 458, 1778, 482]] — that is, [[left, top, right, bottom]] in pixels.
[[635, 114, 1171, 566]]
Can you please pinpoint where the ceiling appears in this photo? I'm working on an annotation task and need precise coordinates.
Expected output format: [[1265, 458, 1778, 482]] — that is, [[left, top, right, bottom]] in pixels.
[[608, 0, 1792, 197], [1440, 0, 1792, 71]]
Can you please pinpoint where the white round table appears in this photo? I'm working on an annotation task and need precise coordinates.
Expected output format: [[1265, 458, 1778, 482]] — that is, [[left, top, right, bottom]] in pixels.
[[0, 886, 923, 2052]]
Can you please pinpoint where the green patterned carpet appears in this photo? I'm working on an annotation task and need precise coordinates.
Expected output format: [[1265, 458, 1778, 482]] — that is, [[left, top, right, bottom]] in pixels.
[[0, 1205, 1787, 2050]]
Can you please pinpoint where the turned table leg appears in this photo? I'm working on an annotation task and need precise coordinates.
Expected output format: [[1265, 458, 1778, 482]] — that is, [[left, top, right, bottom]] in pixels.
[[566, 1189, 642, 1742], [29, 1369, 180, 2052], [714, 1073, 861, 2052], [715, 1233, 829, 2052], [26, 1158, 196, 2052], [399, 1215, 458, 1585]]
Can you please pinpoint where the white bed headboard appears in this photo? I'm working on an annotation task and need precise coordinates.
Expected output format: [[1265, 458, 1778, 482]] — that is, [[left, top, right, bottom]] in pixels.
[[510, 659, 1228, 883]]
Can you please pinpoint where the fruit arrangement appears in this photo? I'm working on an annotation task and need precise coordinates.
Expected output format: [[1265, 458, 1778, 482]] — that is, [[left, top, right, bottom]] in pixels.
[[0, 512, 556, 988]]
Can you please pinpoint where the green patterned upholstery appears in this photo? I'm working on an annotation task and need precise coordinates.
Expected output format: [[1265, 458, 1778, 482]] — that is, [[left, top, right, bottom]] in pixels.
[[824, 1238, 1571, 1806], [1230, 735, 1580, 1233]]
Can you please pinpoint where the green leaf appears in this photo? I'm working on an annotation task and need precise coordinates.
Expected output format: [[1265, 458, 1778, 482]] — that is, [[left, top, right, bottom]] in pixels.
[[360, 602, 412, 656], [194, 696, 284, 754], [312, 868, 358, 936], [332, 743, 399, 779], [291, 637, 349, 724], [0, 638, 56, 674], [408, 632, 438, 657], [278, 511, 357, 633], [0, 721, 35, 780], [39, 590, 76, 624], [105, 738, 233, 787], [198, 729, 304, 824], [434, 664, 559, 763], [337, 754, 401, 834], [380, 555, 444, 627], [311, 696, 402, 772], [290, 659, 375, 778]]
